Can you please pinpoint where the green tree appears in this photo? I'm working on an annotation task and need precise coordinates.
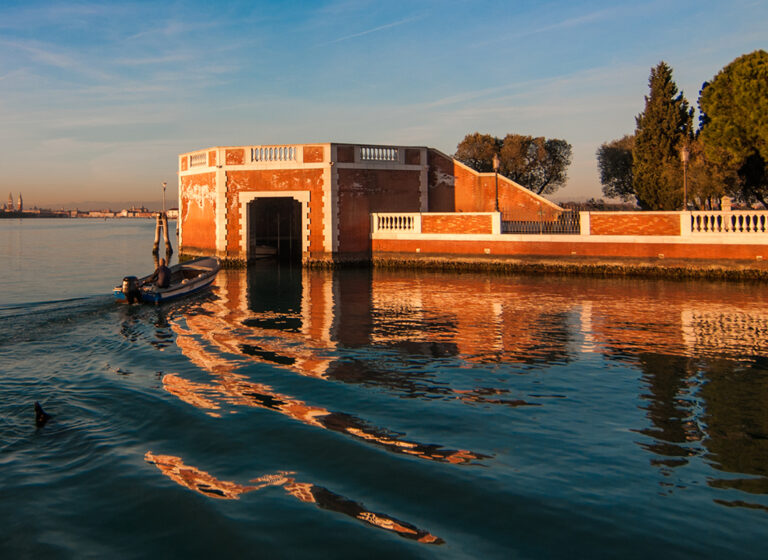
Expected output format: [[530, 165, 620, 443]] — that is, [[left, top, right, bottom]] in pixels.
[[455, 132, 572, 195], [686, 139, 737, 209], [596, 135, 635, 201], [699, 50, 768, 208], [633, 62, 694, 210], [454, 133, 500, 173]]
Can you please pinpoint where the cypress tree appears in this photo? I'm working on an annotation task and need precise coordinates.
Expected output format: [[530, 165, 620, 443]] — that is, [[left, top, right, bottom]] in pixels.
[[633, 62, 693, 210]]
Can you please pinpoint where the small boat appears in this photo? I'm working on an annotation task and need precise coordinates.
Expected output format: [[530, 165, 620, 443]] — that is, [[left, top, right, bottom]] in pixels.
[[114, 256, 220, 304]]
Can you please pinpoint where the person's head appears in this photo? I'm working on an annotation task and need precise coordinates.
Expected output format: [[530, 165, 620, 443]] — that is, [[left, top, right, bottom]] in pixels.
[[159, 258, 166, 266]]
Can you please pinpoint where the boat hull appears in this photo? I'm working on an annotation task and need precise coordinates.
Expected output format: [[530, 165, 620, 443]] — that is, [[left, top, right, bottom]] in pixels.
[[113, 257, 220, 304]]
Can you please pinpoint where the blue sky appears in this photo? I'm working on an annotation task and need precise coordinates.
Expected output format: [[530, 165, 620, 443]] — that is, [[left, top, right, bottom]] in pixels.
[[1, 0, 765, 207]]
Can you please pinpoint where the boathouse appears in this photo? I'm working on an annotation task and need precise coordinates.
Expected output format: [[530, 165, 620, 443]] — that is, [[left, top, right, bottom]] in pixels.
[[177, 142, 562, 263]]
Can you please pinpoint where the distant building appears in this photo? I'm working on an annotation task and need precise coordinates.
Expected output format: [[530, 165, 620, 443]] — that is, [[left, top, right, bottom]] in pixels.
[[17, 193, 22, 212], [119, 205, 153, 218], [7, 192, 13, 211]]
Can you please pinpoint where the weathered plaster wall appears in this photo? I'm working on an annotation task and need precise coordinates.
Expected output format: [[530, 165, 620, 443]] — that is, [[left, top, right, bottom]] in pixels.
[[226, 148, 245, 166], [427, 150, 456, 212], [303, 146, 325, 163], [180, 172, 217, 251]]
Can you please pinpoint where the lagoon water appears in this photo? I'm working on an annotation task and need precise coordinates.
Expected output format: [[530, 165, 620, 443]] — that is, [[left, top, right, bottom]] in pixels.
[[1, 218, 768, 558]]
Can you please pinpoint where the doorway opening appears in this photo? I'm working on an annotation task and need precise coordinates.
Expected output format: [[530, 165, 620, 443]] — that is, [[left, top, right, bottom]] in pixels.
[[247, 197, 302, 262]]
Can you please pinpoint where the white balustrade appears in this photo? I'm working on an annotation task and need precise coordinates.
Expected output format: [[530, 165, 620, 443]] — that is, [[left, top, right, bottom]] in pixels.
[[250, 145, 298, 162], [372, 213, 420, 233], [189, 152, 207, 167], [690, 211, 768, 234], [360, 146, 398, 162]]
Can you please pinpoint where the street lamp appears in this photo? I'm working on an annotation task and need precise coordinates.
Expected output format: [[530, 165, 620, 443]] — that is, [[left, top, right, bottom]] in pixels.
[[680, 145, 689, 211], [162, 181, 167, 214], [492, 153, 500, 212]]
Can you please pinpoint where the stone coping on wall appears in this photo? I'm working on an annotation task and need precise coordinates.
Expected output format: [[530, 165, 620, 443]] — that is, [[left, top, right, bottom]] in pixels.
[[370, 231, 768, 245]]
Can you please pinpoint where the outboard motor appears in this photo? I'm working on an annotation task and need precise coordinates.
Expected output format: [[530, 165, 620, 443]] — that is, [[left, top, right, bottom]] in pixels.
[[122, 276, 141, 304]]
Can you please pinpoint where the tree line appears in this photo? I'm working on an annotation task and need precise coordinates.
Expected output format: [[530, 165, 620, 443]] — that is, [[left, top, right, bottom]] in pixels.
[[598, 50, 768, 210]]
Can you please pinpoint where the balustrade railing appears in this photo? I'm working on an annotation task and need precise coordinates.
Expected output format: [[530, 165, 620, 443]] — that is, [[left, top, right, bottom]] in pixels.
[[189, 152, 207, 167], [360, 146, 399, 162], [250, 145, 297, 162], [690, 211, 768, 234], [373, 213, 418, 232]]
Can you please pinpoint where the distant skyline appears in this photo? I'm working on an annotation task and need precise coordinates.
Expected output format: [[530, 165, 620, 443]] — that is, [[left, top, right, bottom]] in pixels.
[[1, 0, 765, 207]]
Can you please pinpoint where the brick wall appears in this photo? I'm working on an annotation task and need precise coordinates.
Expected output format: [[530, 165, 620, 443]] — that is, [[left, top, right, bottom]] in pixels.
[[372, 238, 768, 260], [337, 169, 422, 253], [337, 145, 354, 163], [427, 149, 561, 220], [422, 214, 493, 234], [405, 148, 421, 165], [590, 213, 680, 236], [225, 169, 326, 256]]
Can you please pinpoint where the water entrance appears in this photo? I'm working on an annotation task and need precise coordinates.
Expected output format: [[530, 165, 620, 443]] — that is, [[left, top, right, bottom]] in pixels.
[[247, 197, 302, 262]]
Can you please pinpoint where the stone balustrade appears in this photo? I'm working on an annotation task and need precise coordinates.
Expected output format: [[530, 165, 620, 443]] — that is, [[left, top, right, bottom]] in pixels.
[[250, 146, 298, 163], [689, 211, 768, 234], [360, 146, 399, 162], [373, 213, 420, 233]]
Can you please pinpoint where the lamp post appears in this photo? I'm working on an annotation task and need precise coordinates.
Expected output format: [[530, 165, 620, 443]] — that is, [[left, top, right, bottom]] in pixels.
[[492, 153, 500, 212], [680, 145, 689, 211], [162, 181, 167, 214]]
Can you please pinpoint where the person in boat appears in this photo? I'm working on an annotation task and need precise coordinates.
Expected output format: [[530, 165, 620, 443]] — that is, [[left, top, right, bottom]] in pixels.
[[146, 258, 171, 288]]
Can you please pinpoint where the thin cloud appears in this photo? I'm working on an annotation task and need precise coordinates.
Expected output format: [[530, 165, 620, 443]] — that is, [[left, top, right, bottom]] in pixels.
[[0, 38, 114, 82], [517, 8, 613, 38], [114, 54, 191, 66], [316, 15, 423, 46], [469, 6, 622, 50]]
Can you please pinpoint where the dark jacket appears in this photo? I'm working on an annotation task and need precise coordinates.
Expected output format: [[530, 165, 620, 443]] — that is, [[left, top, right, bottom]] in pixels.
[[148, 265, 172, 288]]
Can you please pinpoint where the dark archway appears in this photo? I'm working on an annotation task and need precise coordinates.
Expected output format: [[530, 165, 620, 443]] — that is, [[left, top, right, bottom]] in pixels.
[[247, 197, 302, 262]]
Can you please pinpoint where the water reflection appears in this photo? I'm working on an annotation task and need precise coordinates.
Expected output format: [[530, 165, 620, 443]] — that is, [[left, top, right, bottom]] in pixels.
[[144, 452, 443, 544], [162, 264, 768, 512]]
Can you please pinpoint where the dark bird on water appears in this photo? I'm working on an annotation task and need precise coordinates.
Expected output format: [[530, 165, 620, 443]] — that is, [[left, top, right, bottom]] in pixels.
[[34, 402, 51, 427]]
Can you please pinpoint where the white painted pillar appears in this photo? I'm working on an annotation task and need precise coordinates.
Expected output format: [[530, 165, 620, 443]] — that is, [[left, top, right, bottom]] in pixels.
[[579, 212, 591, 236]]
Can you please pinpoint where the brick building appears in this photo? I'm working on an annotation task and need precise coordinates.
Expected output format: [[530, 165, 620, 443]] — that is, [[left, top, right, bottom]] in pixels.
[[177, 142, 562, 263]]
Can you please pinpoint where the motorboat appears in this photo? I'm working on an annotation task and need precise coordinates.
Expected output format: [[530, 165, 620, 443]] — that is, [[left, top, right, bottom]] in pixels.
[[114, 256, 220, 304]]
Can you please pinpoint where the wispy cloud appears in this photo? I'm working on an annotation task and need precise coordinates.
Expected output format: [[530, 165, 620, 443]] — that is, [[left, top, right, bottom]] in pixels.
[[114, 54, 191, 66], [469, 6, 625, 50], [316, 15, 423, 46], [0, 38, 114, 82], [516, 8, 614, 38]]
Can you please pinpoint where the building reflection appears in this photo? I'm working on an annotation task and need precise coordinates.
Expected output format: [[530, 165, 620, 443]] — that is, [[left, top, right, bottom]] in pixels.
[[166, 295, 488, 464], [163, 265, 768, 510], [144, 452, 443, 544]]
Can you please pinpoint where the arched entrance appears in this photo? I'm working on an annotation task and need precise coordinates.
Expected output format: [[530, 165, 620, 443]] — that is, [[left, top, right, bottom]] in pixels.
[[240, 191, 309, 263]]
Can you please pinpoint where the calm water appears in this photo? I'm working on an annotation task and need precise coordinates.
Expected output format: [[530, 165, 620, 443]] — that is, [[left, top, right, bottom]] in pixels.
[[1, 219, 768, 558]]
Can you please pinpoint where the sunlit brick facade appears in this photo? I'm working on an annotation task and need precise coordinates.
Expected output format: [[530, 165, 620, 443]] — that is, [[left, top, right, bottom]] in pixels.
[[178, 143, 562, 263]]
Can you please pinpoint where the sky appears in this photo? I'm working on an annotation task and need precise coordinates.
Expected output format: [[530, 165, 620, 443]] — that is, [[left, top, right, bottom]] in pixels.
[[0, 0, 766, 208]]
